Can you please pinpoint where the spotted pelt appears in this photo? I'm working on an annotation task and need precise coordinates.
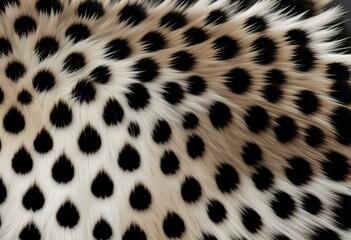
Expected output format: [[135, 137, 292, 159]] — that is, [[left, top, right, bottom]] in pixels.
[[0, 0, 350, 239]]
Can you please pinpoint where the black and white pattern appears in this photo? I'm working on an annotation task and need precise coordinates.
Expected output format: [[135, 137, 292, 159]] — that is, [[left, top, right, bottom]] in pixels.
[[0, 0, 350, 239]]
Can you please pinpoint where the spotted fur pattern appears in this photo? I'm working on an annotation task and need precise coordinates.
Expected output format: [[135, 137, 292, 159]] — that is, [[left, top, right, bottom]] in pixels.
[[0, 0, 350, 239]]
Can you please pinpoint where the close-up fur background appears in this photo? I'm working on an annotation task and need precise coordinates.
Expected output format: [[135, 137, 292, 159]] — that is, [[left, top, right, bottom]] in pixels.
[[0, 0, 350, 240]]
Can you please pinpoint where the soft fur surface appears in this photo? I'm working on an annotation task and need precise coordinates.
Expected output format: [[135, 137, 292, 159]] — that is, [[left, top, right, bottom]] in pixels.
[[0, 0, 350, 239]]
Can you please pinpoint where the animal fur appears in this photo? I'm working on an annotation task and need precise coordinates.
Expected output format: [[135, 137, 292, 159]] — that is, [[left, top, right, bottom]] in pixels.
[[0, 0, 350, 239]]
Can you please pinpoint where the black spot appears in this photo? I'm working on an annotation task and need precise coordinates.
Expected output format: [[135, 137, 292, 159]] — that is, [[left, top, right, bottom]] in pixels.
[[208, 101, 232, 129], [6, 61, 26, 82], [274, 0, 314, 18], [296, 90, 319, 115], [93, 219, 112, 240], [14, 16, 37, 37], [331, 81, 351, 104], [12, 147, 33, 175], [35, 37, 59, 61], [205, 9, 227, 25], [118, 144, 141, 172], [63, 52, 86, 73], [285, 29, 309, 45], [305, 126, 324, 147], [50, 101, 72, 128], [271, 191, 296, 219], [311, 227, 341, 240], [52, 155, 74, 184], [129, 184, 152, 211], [17, 90, 32, 105], [274, 116, 298, 143], [201, 233, 218, 240], [292, 46, 316, 72], [128, 122, 140, 138], [241, 142, 262, 165], [105, 38, 131, 60], [34, 129, 53, 154], [133, 58, 159, 82], [182, 112, 199, 130], [65, 24, 91, 43], [77, 0, 104, 19], [19, 223, 41, 240], [183, 27, 208, 46], [0, 37, 12, 56], [33, 69, 56, 92], [160, 11, 187, 30], [160, 150, 180, 175], [56, 201, 80, 228], [181, 176, 202, 203], [78, 125, 101, 154], [36, 0, 62, 14], [321, 151, 349, 182], [0, 88, 3, 104], [125, 83, 150, 110], [265, 69, 286, 85], [241, 207, 262, 233], [215, 163, 239, 193], [224, 68, 251, 94], [212, 35, 239, 60], [186, 75, 207, 95], [170, 51, 196, 71], [91, 171, 114, 199], [302, 193, 322, 215], [327, 63, 350, 82], [72, 80, 96, 103], [162, 212, 186, 238], [244, 16, 267, 33], [90, 65, 111, 84], [273, 234, 290, 240], [207, 199, 227, 224], [333, 194, 351, 230], [252, 166, 274, 191], [244, 106, 270, 133], [3, 107, 25, 134], [141, 31, 166, 52], [22, 185, 45, 211], [262, 85, 283, 103], [0, 179, 6, 204], [119, 3, 147, 26], [122, 224, 147, 240], [0, 0, 19, 13], [285, 157, 312, 186], [252, 37, 277, 64], [162, 82, 184, 105], [331, 107, 351, 145], [103, 98, 124, 126], [152, 120, 172, 144], [186, 135, 205, 159]]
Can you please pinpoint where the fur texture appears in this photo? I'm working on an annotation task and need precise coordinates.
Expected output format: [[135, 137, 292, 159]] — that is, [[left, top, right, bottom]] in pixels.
[[0, 0, 350, 239]]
